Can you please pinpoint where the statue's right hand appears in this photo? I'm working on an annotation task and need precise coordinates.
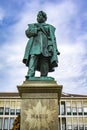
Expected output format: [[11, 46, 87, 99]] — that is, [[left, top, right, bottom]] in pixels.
[[34, 24, 41, 31]]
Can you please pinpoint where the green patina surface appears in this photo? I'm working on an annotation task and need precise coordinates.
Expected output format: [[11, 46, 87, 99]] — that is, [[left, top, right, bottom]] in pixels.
[[22, 11, 60, 80]]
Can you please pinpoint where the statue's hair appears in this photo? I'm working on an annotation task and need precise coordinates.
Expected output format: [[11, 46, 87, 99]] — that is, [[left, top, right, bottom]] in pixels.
[[37, 11, 47, 21]]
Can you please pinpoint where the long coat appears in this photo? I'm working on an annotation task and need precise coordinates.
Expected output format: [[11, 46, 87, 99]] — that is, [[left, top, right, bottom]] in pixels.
[[23, 23, 59, 72]]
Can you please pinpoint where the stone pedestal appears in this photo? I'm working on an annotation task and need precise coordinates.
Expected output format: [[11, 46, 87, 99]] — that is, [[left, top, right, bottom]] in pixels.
[[17, 80, 62, 130]]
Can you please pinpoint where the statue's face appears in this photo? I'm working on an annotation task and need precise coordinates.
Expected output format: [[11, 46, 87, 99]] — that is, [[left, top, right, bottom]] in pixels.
[[37, 13, 45, 23]]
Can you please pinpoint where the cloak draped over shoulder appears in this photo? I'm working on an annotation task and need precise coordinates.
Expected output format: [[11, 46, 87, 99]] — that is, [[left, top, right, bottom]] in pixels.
[[23, 23, 59, 72]]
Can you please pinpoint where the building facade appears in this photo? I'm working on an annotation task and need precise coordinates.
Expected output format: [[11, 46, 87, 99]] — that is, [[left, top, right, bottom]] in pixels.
[[0, 93, 21, 130], [59, 93, 87, 130], [0, 92, 87, 130]]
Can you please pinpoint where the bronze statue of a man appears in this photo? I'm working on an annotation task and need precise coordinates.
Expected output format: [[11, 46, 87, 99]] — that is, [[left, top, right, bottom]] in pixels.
[[23, 11, 60, 79]]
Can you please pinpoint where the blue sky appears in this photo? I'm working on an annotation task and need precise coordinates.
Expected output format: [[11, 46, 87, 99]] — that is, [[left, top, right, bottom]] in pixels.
[[0, 0, 87, 94]]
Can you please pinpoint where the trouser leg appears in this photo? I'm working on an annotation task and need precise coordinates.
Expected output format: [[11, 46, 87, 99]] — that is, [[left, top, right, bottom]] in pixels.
[[40, 56, 49, 76], [27, 55, 38, 77]]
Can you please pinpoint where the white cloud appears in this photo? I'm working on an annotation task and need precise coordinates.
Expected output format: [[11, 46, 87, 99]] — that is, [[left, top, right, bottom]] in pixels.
[[49, 36, 87, 94]]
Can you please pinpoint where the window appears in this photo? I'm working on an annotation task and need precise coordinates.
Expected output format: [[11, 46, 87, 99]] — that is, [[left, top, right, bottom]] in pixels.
[[85, 125, 87, 130], [10, 109, 15, 115], [9, 118, 14, 130], [78, 108, 83, 115], [4, 118, 9, 130], [62, 124, 66, 130], [66, 107, 71, 115], [16, 109, 20, 115], [0, 118, 3, 130], [60, 104, 65, 115], [79, 125, 84, 130], [83, 107, 87, 115], [62, 118, 66, 130], [73, 125, 78, 130], [60, 102, 65, 115], [0, 107, 4, 115], [72, 107, 77, 115], [5, 108, 9, 115], [67, 125, 72, 130]]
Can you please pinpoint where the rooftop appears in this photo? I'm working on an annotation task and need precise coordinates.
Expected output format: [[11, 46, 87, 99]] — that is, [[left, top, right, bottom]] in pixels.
[[0, 92, 87, 98]]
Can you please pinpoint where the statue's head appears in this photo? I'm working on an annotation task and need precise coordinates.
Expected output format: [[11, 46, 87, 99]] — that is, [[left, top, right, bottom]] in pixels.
[[37, 11, 47, 23]]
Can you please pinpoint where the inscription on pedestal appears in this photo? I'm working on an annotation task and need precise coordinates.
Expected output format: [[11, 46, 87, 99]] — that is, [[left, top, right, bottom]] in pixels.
[[21, 99, 58, 130], [31, 114, 48, 119]]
